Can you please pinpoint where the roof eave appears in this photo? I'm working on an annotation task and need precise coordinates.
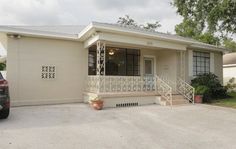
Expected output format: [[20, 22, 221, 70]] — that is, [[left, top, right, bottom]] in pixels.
[[189, 44, 228, 52], [0, 26, 78, 40]]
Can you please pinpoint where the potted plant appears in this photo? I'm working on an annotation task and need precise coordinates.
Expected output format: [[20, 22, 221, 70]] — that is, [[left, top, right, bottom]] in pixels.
[[194, 85, 209, 103], [90, 97, 104, 110]]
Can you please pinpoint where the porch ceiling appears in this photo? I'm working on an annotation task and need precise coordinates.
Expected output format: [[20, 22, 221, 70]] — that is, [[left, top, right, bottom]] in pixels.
[[84, 32, 187, 51]]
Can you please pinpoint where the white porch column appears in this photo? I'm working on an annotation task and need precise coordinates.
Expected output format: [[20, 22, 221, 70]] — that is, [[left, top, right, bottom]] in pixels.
[[180, 51, 186, 80], [96, 41, 106, 93], [210, 52, 215, 73], [96, 41, 106, 75], [188, 50, 193, 77]]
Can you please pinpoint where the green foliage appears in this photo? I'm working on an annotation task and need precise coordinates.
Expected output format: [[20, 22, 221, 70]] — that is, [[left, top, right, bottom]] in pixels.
[[172, 0, 236, 36], [225, 77, 236, 92], [117, 15, 161, 31], [211, 92, 236, 109], [172, 0, 236, 47], [223, 38, 236, 52], [175, 18, 221, 45], [175, 19, 201, 38], [0, 62, 6, 71], [197, 32, 220, 45], [117, 15, 138, 27], [141, 21, 161, 31], [191, 73, 227, 102], [195, 85, 209, 95]]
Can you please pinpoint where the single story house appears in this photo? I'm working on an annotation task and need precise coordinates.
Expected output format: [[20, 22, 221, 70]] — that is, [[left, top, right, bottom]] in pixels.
[[0, 22, 226, 107], [223, 53, 236, 85]]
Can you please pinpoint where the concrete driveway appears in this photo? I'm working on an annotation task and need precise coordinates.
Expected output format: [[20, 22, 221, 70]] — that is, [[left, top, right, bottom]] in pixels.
[[0, 104, 236, 149]]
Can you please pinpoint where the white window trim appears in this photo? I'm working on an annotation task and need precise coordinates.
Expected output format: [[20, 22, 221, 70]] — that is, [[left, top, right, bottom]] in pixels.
[[143, 55, 156, 76], [188, 50, 193, 77], [190, 50, 212, 77], [210, 52, 215, 73]]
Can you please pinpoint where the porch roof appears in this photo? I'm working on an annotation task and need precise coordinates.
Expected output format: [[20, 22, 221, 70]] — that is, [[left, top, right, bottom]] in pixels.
[[80, 22, 228, 52]]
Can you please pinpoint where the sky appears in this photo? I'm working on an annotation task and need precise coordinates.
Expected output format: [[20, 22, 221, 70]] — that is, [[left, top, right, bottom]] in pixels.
[[0, 0, 182, 33]]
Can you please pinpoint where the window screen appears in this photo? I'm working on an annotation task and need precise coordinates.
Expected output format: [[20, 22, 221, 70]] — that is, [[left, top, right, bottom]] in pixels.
[[193, 51, 210, 76]]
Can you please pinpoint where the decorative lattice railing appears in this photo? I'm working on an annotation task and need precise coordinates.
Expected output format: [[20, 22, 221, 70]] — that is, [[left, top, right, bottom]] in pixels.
[[87, 75, 174, 106], [155, 75, 173, 106], [176, 78, 195, 104], [87, 75, 156, 93]]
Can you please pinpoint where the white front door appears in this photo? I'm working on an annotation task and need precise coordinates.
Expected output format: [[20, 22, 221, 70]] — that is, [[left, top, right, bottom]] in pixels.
[[144, 57, 154, 76], [143, 57, 155, 91]]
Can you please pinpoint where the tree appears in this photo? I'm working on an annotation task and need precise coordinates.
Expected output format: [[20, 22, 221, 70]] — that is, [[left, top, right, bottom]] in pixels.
[[172, 0, 236, 48], [117, 15, 161, 31], [117, 15, 138, 27], [141, 21, 161, 31], [172, 0, 236, 36], [223, 38, 236, 52]]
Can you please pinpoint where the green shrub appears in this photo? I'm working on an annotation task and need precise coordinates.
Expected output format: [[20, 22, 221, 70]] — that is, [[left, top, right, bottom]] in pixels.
[[191, 73, 227, 102], [195, 85, 209, 95], [225, 77, 236, 92]]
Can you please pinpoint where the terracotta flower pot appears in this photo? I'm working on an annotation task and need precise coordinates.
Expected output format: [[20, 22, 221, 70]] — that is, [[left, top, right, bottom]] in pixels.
[[194, 95, 203, 103], [91, 100, 104, 110]]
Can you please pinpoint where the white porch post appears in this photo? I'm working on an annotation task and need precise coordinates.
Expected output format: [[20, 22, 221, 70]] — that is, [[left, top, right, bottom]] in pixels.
[[96, 41, 106, 75], [96, 41, 106, 93], [180, 51, 186, 80]]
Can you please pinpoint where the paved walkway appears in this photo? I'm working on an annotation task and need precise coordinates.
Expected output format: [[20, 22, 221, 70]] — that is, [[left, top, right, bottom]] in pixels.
[[0, 104, 236, 149]]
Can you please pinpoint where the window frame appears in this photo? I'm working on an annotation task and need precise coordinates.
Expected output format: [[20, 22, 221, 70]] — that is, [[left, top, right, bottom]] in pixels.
[[88, 46, 141, 76], [193, 51, 210, 76]]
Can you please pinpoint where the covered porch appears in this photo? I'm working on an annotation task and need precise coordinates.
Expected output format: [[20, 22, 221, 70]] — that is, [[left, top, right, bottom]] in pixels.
[[83, 30, 194, 107]]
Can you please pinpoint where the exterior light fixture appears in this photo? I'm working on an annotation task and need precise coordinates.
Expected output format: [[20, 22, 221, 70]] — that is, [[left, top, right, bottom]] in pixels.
[[109, 49, 115, 55]]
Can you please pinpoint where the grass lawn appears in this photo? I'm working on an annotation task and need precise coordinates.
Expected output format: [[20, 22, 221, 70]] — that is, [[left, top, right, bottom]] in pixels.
[[211, 92, 236, 109]]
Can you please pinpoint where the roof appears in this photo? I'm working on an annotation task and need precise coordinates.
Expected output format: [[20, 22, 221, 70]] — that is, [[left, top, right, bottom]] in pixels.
[[223, 53, 236, 65], [4, 25, 85, 34], [0, 22, 228, 52]]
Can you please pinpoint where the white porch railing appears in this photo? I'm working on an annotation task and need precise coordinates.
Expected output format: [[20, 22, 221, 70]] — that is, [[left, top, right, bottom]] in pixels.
[[176, 78, 195, 104], [87, 75, 156, 93], [155, 75, 172, 106], [87, 75, 173, 106], [158, 76, 195, 104]]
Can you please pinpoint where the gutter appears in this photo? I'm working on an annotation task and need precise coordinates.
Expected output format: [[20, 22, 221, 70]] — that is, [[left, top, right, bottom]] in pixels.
[[223, 64, 236, 68], [0, 26, 78, 40]]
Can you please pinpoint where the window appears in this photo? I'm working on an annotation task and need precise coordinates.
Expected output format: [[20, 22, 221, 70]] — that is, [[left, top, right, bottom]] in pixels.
[[88, 46, 140, 76], [106, 47, 140, 76], [42, 66, 56, 79], [88, 46, 97, 75], [193, 51, 210, 76]]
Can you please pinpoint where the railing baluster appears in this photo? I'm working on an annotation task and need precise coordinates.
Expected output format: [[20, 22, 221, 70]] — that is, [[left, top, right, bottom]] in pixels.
[[155, 75, 172, 107]]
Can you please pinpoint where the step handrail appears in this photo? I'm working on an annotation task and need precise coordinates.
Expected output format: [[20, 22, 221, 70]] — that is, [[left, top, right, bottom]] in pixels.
[[155, 75, 172, 107], [176, 78, 195, 104]]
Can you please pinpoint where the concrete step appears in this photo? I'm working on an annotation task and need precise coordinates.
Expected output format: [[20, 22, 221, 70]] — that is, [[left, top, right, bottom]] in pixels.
[[160, 94, 190, 106]]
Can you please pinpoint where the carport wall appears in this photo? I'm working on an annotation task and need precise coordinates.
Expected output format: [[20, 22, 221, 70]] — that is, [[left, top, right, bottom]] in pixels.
[[7, 36, 88, 106]]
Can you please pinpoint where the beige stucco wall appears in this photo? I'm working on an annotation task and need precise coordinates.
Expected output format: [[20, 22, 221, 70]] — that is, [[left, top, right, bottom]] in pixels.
[[0, 33, 7, 50], [185, 49, 223, 84], [214, 52, 223, 83], [140, 48, 178, 82], [7, 36, 88, 106], [223, 66, 236, 85], [4, 32, 224, 106]]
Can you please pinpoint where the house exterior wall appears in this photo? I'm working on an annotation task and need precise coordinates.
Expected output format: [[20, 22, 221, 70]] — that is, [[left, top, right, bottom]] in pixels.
[[214, 52, 223, 83], [223, 66, 236, 85], [7, 36, 88, 106], [140, 49, 178, 82], [4, 32, 224, 106], [186, 49, 223, 84], [0, 33, 7, 50]]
